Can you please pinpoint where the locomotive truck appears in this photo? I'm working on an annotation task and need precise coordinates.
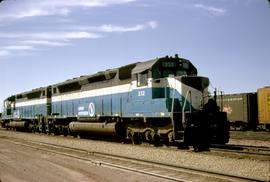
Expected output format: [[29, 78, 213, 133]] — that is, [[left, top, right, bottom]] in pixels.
[[1, 55, 229, 149]]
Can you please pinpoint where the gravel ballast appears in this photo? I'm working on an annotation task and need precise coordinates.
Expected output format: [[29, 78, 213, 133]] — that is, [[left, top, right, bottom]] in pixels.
[[1, 130, 269, 181]]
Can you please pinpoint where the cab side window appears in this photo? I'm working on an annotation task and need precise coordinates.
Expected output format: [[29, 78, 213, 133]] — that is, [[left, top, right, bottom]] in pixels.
[[137, 72, 148, 87]]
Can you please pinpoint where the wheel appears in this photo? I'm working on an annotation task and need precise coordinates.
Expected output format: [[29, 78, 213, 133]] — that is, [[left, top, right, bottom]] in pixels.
[[131, 133, 141, 145]]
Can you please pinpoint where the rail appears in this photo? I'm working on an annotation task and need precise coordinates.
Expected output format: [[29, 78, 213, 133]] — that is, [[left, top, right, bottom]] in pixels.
[[1, 135, 267, 182]]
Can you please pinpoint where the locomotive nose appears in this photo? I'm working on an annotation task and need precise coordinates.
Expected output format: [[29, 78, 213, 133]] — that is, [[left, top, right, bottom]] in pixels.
[[177, 76, 209, 92]]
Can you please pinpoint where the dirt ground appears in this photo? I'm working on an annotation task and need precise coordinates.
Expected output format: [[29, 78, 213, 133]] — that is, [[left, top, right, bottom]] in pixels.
[[0, 139, 170, 182]]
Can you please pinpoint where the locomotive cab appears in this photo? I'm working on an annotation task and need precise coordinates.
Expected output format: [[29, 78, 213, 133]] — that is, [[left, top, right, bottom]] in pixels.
[[2, 96, 16, 128]]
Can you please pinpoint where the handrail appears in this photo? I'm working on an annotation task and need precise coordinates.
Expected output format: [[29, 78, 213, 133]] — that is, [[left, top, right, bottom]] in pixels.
[[170, 77, 176, 139], [182, 90, 191, 126]]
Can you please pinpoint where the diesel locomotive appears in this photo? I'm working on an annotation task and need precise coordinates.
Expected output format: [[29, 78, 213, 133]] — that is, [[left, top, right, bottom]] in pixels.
[[1, 55, 229, 148]]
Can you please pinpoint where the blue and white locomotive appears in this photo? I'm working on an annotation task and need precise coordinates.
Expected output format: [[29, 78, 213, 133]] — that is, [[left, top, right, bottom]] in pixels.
[[1, 55, 229, 148]]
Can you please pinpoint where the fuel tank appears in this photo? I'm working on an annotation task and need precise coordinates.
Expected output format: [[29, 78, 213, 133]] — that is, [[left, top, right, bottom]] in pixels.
[[8, 121, 26, 128], [69, 122, 117, 136]]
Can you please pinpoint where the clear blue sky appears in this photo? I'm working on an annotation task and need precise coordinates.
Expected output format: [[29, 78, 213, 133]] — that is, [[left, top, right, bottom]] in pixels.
[[0, 0, 270, 111]]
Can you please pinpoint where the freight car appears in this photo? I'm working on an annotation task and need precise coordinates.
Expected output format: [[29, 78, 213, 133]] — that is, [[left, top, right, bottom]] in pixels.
[[217, 87, 270, 131], [217, 93, 258, 130], [257, 87, 270, 130], [1, 55, 229, 149]]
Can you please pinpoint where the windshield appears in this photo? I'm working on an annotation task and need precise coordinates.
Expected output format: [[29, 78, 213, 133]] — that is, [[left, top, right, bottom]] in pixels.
[[152, 58, 197, 79]]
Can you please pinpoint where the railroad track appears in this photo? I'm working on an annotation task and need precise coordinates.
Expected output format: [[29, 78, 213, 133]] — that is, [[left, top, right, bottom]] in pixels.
[[231, 136, 270, 141], [209, 144, 270, 161], [77, 133, 270, 161], [230, 131, 270, 141], [1, 136, 266, 182], [140, 141, 270, 162]]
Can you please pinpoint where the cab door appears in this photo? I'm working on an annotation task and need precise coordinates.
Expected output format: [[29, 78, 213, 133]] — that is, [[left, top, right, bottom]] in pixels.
[[130, 71, 151, 116]]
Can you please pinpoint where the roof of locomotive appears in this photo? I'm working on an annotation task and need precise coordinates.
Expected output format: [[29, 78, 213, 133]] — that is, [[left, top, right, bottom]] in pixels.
[[54, 55, 197, 86], [132, 58, 158, 74], [4, 55, 198, 100], [4, 86, 47, 102]]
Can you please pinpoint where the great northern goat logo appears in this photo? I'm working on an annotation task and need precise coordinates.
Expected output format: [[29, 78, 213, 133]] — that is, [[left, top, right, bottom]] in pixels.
[[88, 102, 95, 117], [223, 105, 232, 115]]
